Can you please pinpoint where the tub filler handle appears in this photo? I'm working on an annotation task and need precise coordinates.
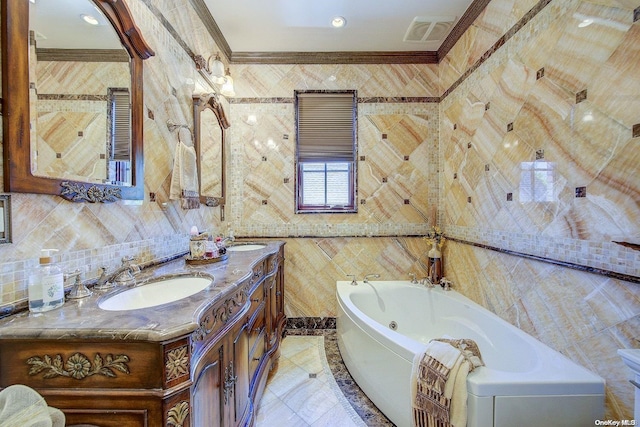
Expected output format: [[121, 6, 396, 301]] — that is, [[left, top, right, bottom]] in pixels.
[[347, 274, 358, 286], [408, 273, 418, 284]]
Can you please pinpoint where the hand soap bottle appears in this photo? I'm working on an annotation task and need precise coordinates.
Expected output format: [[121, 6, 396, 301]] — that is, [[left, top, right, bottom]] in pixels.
[[28, 249, 65, 313]]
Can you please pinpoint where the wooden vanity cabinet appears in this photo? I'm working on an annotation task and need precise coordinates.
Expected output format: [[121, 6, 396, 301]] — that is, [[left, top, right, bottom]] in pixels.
[[189, 247, 286, 427], [0, 246, 285, 427]]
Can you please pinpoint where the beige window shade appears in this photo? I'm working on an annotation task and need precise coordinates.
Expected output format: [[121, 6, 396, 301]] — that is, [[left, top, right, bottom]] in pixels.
[[110, 88, 131, 161], [296, 91, 356, 163]]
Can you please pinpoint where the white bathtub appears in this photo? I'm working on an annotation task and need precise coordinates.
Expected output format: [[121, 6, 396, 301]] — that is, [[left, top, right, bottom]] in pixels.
[[336, 281, 605, 427]]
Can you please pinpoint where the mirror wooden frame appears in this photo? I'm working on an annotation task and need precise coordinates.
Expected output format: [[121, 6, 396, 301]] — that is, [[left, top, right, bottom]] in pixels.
[[1, 0, 154, 202], [193, 93, 230, 208]]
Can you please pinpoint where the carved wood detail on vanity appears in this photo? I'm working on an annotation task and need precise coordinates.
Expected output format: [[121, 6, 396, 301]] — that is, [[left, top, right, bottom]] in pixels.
[[190, 288, 248, 352], [166, 400, 190, 427], [27, 352, 131, 380], [164, 339, 190, 386]]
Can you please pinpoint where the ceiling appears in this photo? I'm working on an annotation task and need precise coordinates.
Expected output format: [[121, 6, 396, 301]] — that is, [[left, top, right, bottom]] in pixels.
[[198, 0, 489, 63], [30, 0, 490, 64], [30, 0, 123, 50]]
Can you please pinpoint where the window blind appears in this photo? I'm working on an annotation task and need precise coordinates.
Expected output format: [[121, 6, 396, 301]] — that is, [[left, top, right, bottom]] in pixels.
[[296, 91, 356, 163], [110, 88, 131, 161]]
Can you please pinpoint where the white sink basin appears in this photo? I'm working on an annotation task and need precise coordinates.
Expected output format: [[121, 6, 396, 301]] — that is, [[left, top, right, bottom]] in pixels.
[[99, 276, 213, 311], [227, 244, 266, 252]]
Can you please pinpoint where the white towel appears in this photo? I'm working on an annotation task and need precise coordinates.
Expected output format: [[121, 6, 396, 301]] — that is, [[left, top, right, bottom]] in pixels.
[[169, 135, 200, 208], [0, 384, 65, 427]]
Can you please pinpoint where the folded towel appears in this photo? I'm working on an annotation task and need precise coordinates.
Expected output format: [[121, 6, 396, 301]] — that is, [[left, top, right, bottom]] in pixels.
[[411, 338, 484, 427], [169, 130, 200, 209]]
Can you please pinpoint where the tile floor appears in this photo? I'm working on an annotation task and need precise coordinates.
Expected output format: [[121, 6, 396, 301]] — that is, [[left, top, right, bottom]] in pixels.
[[254, 333, 393, 426]]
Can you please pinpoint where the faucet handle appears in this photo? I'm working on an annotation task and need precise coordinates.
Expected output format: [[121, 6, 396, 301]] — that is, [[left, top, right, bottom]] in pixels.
[[65, 269, 93, 299], [63, 269, 82, 282], [346, 274, 358, 286], [440, 278, 452, 291], [408, 273, 418, 284]]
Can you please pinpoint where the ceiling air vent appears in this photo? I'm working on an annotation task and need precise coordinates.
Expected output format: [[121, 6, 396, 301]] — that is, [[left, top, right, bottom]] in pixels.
[[403, 16, 456, 42]]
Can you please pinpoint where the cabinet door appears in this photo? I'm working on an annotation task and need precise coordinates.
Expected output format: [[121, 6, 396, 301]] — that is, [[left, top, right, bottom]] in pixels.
[[192, 344, 224, 427], [265, 274, 278, 347], [231, 321, 250, 426]]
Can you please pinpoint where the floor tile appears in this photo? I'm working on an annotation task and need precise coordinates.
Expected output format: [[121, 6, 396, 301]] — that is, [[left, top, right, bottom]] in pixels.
[[255, 335, 369, 427]]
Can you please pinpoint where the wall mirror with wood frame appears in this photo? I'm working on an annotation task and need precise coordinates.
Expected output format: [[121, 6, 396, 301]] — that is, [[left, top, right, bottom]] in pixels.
[[192, 93, 229, 210], [1, 0, 154, 203]]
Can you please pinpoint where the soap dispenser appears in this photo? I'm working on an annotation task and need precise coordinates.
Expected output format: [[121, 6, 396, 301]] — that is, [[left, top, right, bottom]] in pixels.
[[28, 249, 65, 313]]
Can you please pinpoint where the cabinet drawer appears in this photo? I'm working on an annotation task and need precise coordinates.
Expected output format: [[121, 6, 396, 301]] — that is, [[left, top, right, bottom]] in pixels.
[[248, 306, 265, 351], [249, 328, 266, 380], [248, 283, 265, 320]]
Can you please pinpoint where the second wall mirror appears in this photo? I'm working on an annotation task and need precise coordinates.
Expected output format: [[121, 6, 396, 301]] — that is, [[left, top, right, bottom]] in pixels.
[[193, 93, 230, 210]]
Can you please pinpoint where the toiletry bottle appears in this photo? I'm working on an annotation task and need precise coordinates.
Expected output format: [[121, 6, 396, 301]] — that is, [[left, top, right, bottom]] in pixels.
[[28, 249, 65, 313], [205, 234, 216, 258]]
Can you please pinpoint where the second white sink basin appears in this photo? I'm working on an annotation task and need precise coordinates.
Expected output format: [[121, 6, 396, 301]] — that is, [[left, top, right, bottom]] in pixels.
[[227, 244, 266, 252], [99, 276, 213, 311]]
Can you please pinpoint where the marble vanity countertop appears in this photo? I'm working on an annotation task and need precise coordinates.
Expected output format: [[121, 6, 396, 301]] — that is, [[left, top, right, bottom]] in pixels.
[[0, 241, 283, 342]]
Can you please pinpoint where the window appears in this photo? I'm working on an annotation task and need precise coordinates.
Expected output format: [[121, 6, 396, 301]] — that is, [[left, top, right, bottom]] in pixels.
[[107, 88, 131, 185], [519, 161, 555, 202], [295, 90, 357, 213]]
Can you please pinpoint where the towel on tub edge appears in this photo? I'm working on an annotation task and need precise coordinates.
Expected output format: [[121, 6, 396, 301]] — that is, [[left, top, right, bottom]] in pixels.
[[411, 338, 484, 427]]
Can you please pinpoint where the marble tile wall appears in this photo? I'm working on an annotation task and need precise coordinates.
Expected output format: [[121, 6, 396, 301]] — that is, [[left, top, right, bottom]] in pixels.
[[0, 0, 638, 419], [34, 61, 130, 184], [440, 0, 640, 420]]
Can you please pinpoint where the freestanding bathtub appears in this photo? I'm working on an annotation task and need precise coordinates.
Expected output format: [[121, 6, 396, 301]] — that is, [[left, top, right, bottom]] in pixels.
[[336, 280, 605, 427]]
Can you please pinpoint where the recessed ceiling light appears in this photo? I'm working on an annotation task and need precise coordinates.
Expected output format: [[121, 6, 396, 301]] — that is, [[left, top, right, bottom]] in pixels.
[[332, 16, 346, 28], [578, 18, 593, 28], [81, 14, 100, 26]]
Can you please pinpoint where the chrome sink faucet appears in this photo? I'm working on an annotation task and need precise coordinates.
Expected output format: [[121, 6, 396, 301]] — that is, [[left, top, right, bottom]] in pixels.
[[95, 256, 140, 290], [363, 273, 380, 283]]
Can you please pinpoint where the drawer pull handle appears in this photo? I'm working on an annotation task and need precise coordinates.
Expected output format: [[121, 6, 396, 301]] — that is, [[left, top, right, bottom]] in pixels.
[[253, 357, 261, 361], [276, 291, 281, 296], [251, 298, 261, 302]]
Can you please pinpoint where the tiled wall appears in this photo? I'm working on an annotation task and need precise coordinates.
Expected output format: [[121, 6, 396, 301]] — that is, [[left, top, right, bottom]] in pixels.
[[440, 0, 640, 419], [0, 0, 638, 420], [225, 98, 442, 317]]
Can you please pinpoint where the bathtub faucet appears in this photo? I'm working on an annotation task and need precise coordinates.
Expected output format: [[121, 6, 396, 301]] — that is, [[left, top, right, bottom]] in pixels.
[[408, 273, 418, 284], [421, 277, 435, 288], [363, 273, 380, 283], [440, 278, 452, 291], [346, 274, 358, 286]]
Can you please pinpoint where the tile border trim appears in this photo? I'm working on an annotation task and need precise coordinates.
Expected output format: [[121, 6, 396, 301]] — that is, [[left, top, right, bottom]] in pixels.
[[448, 237, 640, 284]]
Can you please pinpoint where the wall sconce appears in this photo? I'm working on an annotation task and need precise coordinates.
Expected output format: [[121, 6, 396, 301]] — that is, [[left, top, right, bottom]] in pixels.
[[193, 52, 230, 93], [208, 53, 226, 85], [220, 68, 235, 97]]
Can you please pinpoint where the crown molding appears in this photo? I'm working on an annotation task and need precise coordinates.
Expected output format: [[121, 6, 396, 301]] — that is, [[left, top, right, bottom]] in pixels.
[[437, 0, 493, 60], [230, 51, 439, 64]]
